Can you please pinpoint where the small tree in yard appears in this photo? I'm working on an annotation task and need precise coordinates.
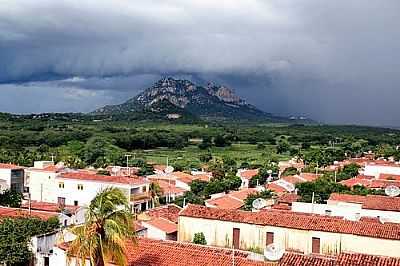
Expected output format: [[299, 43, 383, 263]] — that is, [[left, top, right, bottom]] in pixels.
[[193, 232, 207, 245]]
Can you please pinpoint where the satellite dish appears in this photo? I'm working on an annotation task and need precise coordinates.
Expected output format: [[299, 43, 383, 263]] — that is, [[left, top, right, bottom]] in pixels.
[[385, 185, 400, 197], [252, 198, 267, 210], [264, 243, 285, 261], [165, 166, 174, 174]]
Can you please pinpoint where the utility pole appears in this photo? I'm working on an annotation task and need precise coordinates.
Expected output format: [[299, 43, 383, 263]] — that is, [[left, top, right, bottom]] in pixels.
[[125, 154, 131, 176], [50, 154, 55, 162], [311, 192, 315, 214]]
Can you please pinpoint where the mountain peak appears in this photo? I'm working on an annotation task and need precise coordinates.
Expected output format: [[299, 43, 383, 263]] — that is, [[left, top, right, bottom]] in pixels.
[[93, 77, 286, 122]]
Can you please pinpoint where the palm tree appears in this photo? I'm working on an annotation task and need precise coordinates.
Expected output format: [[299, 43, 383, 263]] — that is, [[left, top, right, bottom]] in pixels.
[[68, 187, 136, 266], [149, 182, 163, 208]]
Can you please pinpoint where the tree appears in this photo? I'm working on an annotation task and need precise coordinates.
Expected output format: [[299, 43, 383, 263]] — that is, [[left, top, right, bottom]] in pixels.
[[174, 191, 204, 207], [0, 217, 59, 265], [68, 188, 136, 266], [276, 139, 290, 154], [190, 180, 209, 196], [0, 189, 23, 208], [243, 190, 273, 211], [149, 182, 163, 208], [193, 232, 207, 245], [214, 134, 231, 147]]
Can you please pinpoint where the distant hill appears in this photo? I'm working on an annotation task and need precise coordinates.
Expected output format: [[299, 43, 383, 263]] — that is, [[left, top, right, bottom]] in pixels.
[[93, 77, 300, 122]]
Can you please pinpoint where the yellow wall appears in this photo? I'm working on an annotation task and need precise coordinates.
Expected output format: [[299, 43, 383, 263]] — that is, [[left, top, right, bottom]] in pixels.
[[178, 216, 400, 257]]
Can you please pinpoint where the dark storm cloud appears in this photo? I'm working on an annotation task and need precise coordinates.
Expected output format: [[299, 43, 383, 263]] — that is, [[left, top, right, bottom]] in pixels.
[[0, 1, 399, 126]]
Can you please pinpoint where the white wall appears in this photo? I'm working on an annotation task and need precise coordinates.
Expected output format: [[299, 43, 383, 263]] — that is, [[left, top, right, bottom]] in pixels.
[[0, 169, 11, 190], [27, 170, 59, 203], [141, 222, 167, 240], [178, 216, 400, 257], [364, 165, 400, 178]]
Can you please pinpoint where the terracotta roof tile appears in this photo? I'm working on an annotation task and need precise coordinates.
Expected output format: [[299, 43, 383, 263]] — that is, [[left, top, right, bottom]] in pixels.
[[155, 180, 187, 196], [229, 188, 258, 201], [59, 172, 148, 185], [239, 169, 259, 180], [143, 217, 177, 234], [180, 205, 400, 240], [206, 196, 244, 210], [145, 204, 182, 223], [379, 173, 400, 181], [21, 201, 80, 213], [336, 253, 400, 266], [0, 206, 58, 221], [0, 163, 23, 170], [329, 193, 400, 212], [279, 253, 335, 266], [277, 193, 300, 204]]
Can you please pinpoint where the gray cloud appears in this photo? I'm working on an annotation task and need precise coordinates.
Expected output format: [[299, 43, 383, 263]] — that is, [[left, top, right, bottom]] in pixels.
[[0, 1, 399, 126]]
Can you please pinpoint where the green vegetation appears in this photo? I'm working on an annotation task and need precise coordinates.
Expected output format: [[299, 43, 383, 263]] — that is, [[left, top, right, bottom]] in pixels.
[[0, 189, 23, 208], [193, 232, 207, 245], [0, 217, 59, 265], [0, 115, 399, 170]]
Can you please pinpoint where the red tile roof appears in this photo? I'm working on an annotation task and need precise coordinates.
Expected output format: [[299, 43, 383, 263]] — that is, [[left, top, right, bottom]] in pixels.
[[300, 173, 321, 182], [279, 253, 335, 266], [145, 204, 182, 223], [277, 193, 300, 204], [60, 238, 272, 266], [239, 169, 259, 180], [206, 196, 244, 210], [155, 180, 186, 196], [21, 201, 80, 213], [125, 239, 272, 266], [336, 253, 400, 266], [143, 217, 177, 234], [229, 188, 258, 201], [266, 183, 287, 193], [60, 238, 400, 266], [59, 172, 148, 185], [180, 205, 400, 240], [0, 163, 22, 170], [0, 206, 58, 221], [173, 172, 209, 184], [379, 173, 400, 181], [281, 175, 304, 185], [329, 193, 400, 212]]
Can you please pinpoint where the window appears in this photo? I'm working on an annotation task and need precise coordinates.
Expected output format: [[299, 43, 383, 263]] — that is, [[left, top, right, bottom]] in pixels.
[[233, 228, 240, 249], [312, 237, 320, 254], [77, 184, 84, 190], [143, 186, 147, 192], [266, 232, 274, 246], [48, 176, 51, 180], [57, 197, 65, 207], [74, 200, 79, 206], [58, 182, 64, 189]]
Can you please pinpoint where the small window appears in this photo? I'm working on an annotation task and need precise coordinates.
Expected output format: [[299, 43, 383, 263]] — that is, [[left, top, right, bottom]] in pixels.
[[58, 182, 64, 189], [266, 232, 274, 246], [77, 184, 83, 190], [143, 186, 147, 192], [74, 200, 78, 206], [312, 237, 320, 254], [325, 210, 332, 216], [48, 176, 51, 180], [233, 228, 240, 249]]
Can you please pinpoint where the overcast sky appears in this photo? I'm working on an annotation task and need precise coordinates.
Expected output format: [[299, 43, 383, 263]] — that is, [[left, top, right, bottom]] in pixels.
[[0, 1, 399, 126]]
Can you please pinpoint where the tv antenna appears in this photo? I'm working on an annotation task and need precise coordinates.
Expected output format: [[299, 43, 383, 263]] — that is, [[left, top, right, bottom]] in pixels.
[[264, 243, 285, 261], [385, 185, 400, 197]]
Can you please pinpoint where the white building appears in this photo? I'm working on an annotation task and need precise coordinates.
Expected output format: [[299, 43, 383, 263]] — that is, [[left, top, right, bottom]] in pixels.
[[26, 162, 151, 212], [0, 163, 24, 192], [363, 163, 400, 178]]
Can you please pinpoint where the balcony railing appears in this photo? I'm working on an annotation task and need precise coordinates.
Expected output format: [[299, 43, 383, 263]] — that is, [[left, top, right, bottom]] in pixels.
[[130, 192, 150, 202]]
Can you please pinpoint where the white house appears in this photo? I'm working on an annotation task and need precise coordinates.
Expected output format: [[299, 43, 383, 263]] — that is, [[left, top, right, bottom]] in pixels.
[[179, 204, 400, 258], [363, 163, 400, 178], [0, 163, 24, 192], [26, 161, 151, 212]]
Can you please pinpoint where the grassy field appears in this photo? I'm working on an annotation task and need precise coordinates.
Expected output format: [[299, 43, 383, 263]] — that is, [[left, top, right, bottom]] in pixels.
[[131, 143, 291, 166]]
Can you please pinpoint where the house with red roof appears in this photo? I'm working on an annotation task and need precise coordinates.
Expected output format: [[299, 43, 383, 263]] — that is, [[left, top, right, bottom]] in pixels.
[[0, 163, 24, 193], [179, 205, 400, 258], [26, 161, 151, 212], [237, 169, 259, 188], [205, 188, 259, 210]]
